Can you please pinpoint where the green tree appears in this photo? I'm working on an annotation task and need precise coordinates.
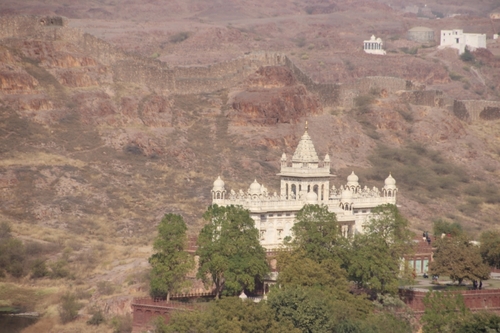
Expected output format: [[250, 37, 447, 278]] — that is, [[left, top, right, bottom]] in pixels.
[[421, 291, 469, 333], [429, 236, 490, 285], [166, 297, 299, 333], [277, 250, 348, 290], [456, 311, 500, 333], [196, 205, 268, 298], [289, 204, 345, 264], [347, 204, 413, 295], [433, 218, 463, 238], [268, 287, 337, 333], [149, 214, 194, 301], [460, 48, 475, 62], [479, 230, 500, 268]]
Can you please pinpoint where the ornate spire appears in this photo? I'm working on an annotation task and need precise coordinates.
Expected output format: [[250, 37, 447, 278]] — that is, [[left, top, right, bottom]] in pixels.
[[292, 126, 319, 164]]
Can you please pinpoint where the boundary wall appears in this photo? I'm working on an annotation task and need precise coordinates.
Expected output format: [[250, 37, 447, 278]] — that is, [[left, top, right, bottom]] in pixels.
[[400, 288, 500, 315], [453, 100, 500, 122]]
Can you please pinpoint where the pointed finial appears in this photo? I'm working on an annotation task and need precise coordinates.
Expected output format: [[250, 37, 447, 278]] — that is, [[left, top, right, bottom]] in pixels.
[[305, 121, 308, 131]]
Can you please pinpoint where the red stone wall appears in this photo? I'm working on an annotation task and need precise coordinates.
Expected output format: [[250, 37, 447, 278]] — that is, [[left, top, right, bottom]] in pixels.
[[400, 289, 500, 314]]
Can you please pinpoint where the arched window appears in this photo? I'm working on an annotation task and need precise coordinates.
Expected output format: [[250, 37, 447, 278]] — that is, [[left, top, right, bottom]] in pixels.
[[291, 184, 296, 198], [286, 183, 289, 199], [321, 184, 324, 200], [313, 185, 319, 196]]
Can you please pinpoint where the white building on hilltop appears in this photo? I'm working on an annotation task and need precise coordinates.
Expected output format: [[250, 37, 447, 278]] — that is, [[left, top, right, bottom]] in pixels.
[[211, 125, 397, 250], [363, 35, 386, 55], [440, 29, 486, 54]]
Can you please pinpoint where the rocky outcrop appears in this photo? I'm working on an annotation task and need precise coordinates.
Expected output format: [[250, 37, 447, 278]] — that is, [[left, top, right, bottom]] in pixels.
[[229, 66, 322, 126], [139, 96, 173, 128], [0, 71, 38, 93]]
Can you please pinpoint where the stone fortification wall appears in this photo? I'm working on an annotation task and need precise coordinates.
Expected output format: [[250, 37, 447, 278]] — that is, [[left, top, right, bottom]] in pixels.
[[170, 52, 285, 95], [400, 90, 444, 107], [351, 76, 410, 95], [282, 56, 341, 107], [453, 100, 500, 121], [339, 76, 410, 109], [0, 15, 44, 38]]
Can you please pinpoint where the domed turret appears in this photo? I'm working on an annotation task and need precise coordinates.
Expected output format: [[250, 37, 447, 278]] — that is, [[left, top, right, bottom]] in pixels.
[[281, 152, 287, 162], [306, 191, 318, 204], [249, 179, 261, 195], [324, 154, 330, 162], [384, 173, 396, 189], [347, 171, 359, 187], [213, 176, 225, 191]]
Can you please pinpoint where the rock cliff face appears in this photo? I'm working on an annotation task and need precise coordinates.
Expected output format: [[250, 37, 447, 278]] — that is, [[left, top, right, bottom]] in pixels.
[[229, 66, 322, 125]]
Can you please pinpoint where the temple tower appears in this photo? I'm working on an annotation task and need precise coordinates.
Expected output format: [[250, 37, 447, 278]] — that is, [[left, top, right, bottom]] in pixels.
[[278, 123, 331, 203]]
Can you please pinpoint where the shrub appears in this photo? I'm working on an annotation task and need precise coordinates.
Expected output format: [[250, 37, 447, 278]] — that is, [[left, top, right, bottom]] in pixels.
[[0, 221, 11, 239], [59, 292, 82, 324], [87, 308, 105, 326], [400, 47, 418, 55], [97, 281, 115, 295], [50, 259, 70, 279], [169, 32, 189, 43], [396, 108, 414, 123], [354, 94, 375, 113], [449, 72, 463, 81], [111, 314, 133, 333], [31, 259, 48, 279]]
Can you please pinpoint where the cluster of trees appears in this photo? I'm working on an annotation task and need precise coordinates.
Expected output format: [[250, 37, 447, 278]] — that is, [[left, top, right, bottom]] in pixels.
[[148, 204, 500, 333], [149, 206, 269, 300], [149, 204, 416, 333]]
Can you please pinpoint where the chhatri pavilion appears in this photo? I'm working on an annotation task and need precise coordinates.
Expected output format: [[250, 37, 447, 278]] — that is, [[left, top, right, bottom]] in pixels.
[[211, 125, 397, 249]]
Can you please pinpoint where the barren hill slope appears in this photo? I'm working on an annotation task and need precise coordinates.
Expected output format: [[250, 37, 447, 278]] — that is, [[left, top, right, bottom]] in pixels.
[[1, 0, 500, 329]]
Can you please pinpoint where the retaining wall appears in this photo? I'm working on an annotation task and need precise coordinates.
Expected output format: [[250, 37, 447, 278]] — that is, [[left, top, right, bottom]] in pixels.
[[400, 90, 445, 107]]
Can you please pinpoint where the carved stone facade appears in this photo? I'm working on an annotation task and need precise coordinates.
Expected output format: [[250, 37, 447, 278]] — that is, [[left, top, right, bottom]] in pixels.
[[212, 126, 397, 249]]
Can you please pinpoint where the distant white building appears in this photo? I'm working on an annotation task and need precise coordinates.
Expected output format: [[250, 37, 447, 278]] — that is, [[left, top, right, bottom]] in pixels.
[[440, 29, 486, 54], [211, 124, 397, 250], [363, 35, 386, 55]]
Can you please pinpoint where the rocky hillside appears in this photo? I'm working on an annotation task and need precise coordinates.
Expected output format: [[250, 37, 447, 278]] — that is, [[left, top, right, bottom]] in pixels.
[[1, 0, 500, 330]]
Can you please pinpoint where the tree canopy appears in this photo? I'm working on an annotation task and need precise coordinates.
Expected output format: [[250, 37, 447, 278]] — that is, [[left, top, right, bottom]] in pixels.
[[288, 204, 346, 264], [148, 214, 194, 301], [196, 204, 269, 298], [421, 291, 469, 333], [347, 204, 414, 295], [162, 297, 300, 333], [432, 219, 463, 238], [479, 230, 500, 269], [429, 236, 490, 285]]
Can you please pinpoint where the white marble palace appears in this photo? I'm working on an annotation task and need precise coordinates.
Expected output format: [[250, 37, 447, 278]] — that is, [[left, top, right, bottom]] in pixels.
[[211, 126, 398, 249]]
